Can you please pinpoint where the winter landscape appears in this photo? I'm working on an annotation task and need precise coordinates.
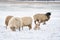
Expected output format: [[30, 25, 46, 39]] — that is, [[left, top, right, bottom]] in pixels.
[[0, 2, 60, 40]]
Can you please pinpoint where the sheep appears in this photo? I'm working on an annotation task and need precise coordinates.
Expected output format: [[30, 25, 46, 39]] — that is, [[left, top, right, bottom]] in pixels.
[[8, 17, 22, 31], [5, 16, 13, 29], [21, 17, 32, 30], [33, 12, 51, 30], [8, 17, 32, 31]]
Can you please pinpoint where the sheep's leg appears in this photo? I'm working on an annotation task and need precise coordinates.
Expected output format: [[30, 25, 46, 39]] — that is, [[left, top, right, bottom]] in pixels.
[[34, 23, 40, 30], [10, 27, 16, 31], [28, 24, 32, 30], [5, 26, 7, 29], [34, 24, 38, 30], [19, 27, 20, 31], [38, 24, 40, 30], [34, 19, 41, 30], [4, 26, 7, 29], [34, 21, 36, 24], [22, 26, 23, 30]]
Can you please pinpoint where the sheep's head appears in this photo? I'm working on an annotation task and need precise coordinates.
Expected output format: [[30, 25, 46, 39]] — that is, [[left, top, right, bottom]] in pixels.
[[45, 12, 51, 21], [46, 12, 51, 16]]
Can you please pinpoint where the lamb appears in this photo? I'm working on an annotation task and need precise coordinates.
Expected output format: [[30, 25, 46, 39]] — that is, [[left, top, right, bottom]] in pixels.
[[5, 16, 13, 29], [33, 12, 51, 30]]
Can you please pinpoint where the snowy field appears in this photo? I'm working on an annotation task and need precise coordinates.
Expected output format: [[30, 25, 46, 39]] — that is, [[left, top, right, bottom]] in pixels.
[[0, 3, 60, 40]]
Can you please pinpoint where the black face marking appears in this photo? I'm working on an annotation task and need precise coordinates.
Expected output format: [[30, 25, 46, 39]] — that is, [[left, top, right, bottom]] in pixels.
[[45, 12, 51, 21], [46, 12, 51, 16]]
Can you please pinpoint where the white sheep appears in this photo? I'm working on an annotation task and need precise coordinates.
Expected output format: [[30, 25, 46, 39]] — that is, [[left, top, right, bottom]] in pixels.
[[8, 17, 32, 31], [5, 16, 13, 29], [8, 17, 22, 31], [21, 17, 32, 30]]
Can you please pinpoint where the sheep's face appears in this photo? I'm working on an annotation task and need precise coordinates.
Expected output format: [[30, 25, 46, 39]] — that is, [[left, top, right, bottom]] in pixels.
[[45, 12, 51, 21], [46, 12, 51, 17], [10, 27, 16, 31]]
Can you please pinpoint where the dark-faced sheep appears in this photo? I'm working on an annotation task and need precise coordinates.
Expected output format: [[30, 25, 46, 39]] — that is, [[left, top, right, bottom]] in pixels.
[[5, 16, 13, 29], [33, 12, 51, 30]]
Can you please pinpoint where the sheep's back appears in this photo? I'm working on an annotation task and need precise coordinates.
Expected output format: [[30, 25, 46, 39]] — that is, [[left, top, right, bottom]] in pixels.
[[33, 14, 48, 21], [21, 17, 32, 26], [8, 17, 21, 29]]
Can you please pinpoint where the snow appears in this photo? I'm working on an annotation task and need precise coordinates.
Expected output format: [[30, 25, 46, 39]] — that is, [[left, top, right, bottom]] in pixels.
[[0, 3, 60, 40]]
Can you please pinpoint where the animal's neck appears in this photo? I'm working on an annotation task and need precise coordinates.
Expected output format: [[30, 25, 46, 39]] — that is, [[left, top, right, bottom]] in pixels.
[[45, 14, 50, 21]]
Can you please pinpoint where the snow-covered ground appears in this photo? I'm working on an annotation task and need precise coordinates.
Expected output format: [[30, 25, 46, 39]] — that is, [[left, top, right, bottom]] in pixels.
[[0, 3, 60, 40]]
